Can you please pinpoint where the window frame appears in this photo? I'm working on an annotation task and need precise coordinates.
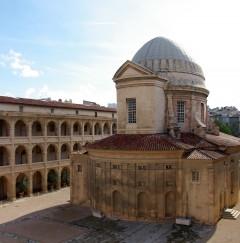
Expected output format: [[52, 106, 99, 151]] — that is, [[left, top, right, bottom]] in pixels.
[[127, 98, 136, 124], [177, 101, 185, 123], [192, 171, 200, 182]]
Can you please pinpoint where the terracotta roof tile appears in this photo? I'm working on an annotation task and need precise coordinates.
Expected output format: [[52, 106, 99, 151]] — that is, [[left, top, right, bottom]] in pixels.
[[180, 133, 217, 149], [86, 134, 193, 151], [0, 96, 116, 112], [185, 149, 226, 160], [205, 132, 240, 147], [86, 132, 239, 157]]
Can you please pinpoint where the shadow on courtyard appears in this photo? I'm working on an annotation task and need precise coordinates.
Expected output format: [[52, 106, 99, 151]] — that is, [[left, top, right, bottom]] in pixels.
[[0, 202, 217, 243]]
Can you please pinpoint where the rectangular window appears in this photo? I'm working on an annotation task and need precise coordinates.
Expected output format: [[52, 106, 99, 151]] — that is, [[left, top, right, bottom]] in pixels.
[[51, 108, 54, 114], [95, 112, 97, 117], [112, 113, 114, 118], [192, 171, 199, 182], [138, 181, 147, 187], [138, 165, 147, 170], [165, 164, 172, 170], [19, 106, 23, 112], [113, 164, 121, 169], [127, 98, 136, 123], [201, 103, 204, 122], [166, 181, 175, 187], [78, 165, 82, 172], [113, 180, 120, 186], [177, 101, 185, 123], [76, 110, 79, 115], [96, 163, 100, 167]]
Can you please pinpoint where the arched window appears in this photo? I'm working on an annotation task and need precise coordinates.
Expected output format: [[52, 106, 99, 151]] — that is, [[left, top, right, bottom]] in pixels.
[[32, 145, 43, 163], [0, 176, 8, 200], [15, 120, 27, 136], [0, 146, 9, 166], [94, 123, 101, 135], [165, 192, 175, 217], [32, 121, 42, 136], [137, 192, 148, 217], [113, 190, 122, 215], [15, 146, 27, 164], [47, 145, 57, 161], [32, 171, 42, 193], [0, 119, 9, 137]]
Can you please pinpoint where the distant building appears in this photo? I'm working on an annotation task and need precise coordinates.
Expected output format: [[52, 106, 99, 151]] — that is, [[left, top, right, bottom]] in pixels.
[[71, 37, 240, 225], [0, 96, 116, 202], [83, 100, 99, 106], [209, 106, 240, 136], [108, 103, 117, 108]]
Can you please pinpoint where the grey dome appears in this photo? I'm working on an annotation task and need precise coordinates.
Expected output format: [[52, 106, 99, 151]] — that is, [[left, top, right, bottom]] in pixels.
[[132, 37, 204, 78]]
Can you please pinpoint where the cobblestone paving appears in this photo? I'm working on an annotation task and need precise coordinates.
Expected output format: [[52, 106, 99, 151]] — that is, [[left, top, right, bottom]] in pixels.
[[0, 189, 228, 243], [0, 207, 213, 242], [66, 216, 213, 243]]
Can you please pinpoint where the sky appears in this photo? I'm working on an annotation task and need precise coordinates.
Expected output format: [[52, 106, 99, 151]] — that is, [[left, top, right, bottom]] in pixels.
[[0, 0, 240, 109]]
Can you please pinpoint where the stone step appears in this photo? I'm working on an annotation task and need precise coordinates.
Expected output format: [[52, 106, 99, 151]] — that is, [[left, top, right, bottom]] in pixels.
[[222, 208, 240, 220]]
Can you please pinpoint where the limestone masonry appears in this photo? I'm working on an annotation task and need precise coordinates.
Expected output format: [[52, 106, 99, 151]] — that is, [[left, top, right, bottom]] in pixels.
[[70, 37, 240, 225]]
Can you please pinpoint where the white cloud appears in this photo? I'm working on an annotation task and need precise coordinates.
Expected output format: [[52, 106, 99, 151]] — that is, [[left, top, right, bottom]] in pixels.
[[25, 87, 36, 98], [0, 50, 40, 78], [24, 83, 115, 107]]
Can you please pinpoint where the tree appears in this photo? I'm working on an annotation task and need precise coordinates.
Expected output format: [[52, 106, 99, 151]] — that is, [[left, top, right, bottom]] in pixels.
[[16, 176, 29, 193], [214, 119, 233, 135]]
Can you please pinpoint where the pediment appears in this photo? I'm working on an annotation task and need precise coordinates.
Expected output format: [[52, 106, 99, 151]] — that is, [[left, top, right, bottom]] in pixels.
[[113, 60, 153, 80]]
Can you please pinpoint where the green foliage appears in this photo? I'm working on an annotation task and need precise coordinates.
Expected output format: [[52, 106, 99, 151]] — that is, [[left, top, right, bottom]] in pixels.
[[214, 119, 233, 135], [61, 170, 70, 184], [48, 173, 57, 185], [16, 176, 29, 193]]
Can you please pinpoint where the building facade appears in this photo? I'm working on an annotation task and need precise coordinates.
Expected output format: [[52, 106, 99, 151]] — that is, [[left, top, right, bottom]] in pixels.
[[71, 37, 240, 225], [0, 96, 116, 202]]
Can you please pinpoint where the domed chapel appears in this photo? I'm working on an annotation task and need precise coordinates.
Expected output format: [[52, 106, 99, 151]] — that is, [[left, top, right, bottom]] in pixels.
[[70, 37, 240, 225]]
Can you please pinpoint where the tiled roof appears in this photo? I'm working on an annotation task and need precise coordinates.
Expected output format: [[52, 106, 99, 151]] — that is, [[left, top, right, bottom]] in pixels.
[[0, 96, 116, 112], [180, 133, 217, 149], [86, 132, 239, 159], [86, 134, 193, 151], [185, 149, 226, 160], [205, 132, 240, 147]]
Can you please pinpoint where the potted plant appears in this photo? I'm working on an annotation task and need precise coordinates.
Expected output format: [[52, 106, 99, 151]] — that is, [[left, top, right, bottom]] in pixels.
[[16, 176, 29, 197], [48, 173, 57, 191], [61, 170, 70, 187]]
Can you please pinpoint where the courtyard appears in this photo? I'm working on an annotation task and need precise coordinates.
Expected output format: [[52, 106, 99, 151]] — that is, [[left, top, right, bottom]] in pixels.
[[0, 188, 240, 242]]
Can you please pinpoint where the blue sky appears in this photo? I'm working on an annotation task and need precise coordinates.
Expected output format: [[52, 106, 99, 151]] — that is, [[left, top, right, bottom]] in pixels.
[[0, 0, 240, 108]]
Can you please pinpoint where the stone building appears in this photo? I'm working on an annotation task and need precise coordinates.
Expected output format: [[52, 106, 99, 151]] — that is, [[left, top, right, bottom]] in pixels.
[[71, 37, 240, 225], [0, 96, 116, 201]]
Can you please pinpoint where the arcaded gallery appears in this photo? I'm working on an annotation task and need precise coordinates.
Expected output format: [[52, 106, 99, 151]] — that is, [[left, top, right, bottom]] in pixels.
[[0, 96, 116, 201]]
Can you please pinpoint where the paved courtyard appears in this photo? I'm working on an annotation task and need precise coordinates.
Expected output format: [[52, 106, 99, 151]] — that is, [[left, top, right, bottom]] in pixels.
[[0, 188, 240, 242]]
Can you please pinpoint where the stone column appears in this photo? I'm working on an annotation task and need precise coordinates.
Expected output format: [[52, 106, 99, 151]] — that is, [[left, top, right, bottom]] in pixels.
[[28, 171, 33, 197], [42, 169, 48, 193], [208, 168, 215, 224], [28, 122, 32, 139], [176, 167, 183, 217], [57, 168, 61, 190], [9, 173, 16, 201]]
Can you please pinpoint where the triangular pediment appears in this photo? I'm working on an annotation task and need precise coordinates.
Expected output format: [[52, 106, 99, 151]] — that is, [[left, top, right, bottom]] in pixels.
[[113, 60, 153, 80]]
